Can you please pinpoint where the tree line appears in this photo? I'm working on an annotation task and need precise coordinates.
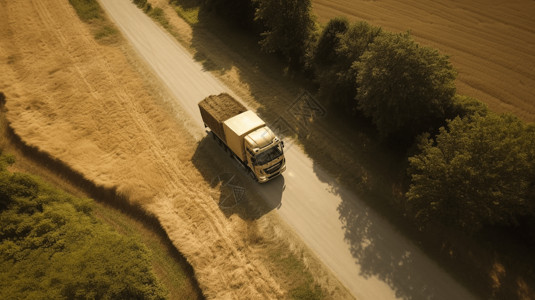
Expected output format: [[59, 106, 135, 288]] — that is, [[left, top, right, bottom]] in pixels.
[[0, 150, 166, 299], [200, 0, 535, 236]]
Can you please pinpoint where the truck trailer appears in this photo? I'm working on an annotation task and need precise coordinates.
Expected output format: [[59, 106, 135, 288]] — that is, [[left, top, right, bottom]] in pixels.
[[198, 93, 286, 182]]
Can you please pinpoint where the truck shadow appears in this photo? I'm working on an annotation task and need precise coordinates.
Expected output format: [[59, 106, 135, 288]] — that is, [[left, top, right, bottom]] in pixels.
[[192, 135, 284, 220], [158, 1, 530, 297]]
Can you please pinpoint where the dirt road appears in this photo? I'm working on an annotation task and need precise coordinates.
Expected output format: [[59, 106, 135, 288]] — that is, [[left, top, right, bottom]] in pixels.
[[98, 0, 475, 298], [313, 0, 535, 122]]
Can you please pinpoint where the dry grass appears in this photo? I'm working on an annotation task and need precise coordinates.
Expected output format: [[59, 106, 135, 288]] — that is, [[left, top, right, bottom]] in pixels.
[[0, 107, 203, 300], [140, 1, 355, 298], [150, 0, 535, 298], [69, 0, 119, 43], [91, 201, 203, 300], [0, 0, 294, 298]]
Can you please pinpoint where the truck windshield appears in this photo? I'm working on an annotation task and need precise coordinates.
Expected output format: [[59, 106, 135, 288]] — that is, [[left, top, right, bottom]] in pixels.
[[254, 144, 283, 165]]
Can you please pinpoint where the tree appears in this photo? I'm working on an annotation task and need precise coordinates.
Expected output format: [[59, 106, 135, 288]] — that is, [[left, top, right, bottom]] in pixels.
[[313, 17, 349, 66], [406, 113, 535, 232], [315, 21, 382, 111], [449, 94, 488, 120], [254, 0, 315, 68], [202, 0, 258, 30], [355, 32, 457, 139]]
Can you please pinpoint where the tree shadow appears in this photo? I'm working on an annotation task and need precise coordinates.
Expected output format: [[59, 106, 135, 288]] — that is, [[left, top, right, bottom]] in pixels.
[[0, 101, 206, 299], [256, 100, 453, 298], [167, 3, 457, 298], [302, 123, 462, 299], [332, 180, 453, 299], [181, 3, 249, 74], [191, 134, 283, 220], [160, 2, 534, 299], [307, 110, 535, 299]]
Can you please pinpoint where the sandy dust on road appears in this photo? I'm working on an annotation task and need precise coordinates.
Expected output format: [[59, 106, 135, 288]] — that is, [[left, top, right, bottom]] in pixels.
[[0, 0, 290, 298], [313, 0, 535, 122]]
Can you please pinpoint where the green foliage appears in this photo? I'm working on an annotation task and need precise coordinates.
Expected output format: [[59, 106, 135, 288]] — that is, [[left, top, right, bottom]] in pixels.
[[69, 0, 102, 22], [356, 32, 457, 139], [290, 284, 323, 300], [313, 17, 349, 66], [174, 5, 200, 25], [0, 152, 166, 299], [133, 0, 148, 9], [149, 7, 170, 28], [407, 113, 535, 232], [336, 22, 383, 68], [0, 150, 14, 170], [450, 94, 489, 120], [314, 21, 382, 111], [202, 0, 258, 30], [69, 0, 118, 43], [94, 25, 118, 41], [268, 247, 323, 300], [254, 0, 315, 68]]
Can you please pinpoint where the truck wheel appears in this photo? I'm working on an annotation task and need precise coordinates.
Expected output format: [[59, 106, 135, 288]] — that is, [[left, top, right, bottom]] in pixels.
[[248, 169, 257, 182]]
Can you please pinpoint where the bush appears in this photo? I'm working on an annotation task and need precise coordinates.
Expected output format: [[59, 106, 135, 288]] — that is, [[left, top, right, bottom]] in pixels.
[[0, 152, 166, 299], [406, 113, 535, 232], [148, 7, 169, 28], [356, 32, 457, 140], [68, 0, 102, 22], [254, 0, 316, 69], [133, 0, 147, 9], [202, 0, 258, 30], [69, 0, 119, 44], [449, 94, 488, 120], [313, 17, 349, 66], [314, 21, 382, 111]]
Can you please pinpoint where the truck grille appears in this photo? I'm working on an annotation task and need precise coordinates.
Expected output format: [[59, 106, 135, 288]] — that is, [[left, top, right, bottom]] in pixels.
[[264, 161, 282, 174]]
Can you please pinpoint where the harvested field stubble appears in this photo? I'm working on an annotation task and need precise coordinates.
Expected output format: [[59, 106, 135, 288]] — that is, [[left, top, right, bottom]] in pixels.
[[156, 0, 535, 298], [313, 0, 535, 122], [0, 0, 286, 298]]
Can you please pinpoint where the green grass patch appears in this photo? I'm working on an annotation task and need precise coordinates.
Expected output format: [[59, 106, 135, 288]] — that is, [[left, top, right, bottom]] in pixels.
[[68, 0, 119, 43], [133, 0, 148, 9], [0, 151, 166, 299], [169, 0, 200, 25], [130, 2, 173, 32], [69, 0, 102, 22], [269, 246, 324, 300], [174, 5, 199, 25], [148, 7, 170, 29], [136, 4, 184, 43], [0, 95, 202, 299], [92, 202, 203, 300], [94, 25, 119, 41]]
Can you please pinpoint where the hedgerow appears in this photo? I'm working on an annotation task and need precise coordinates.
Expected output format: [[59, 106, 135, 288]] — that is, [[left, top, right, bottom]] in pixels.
[[0, 150, 166, 299]]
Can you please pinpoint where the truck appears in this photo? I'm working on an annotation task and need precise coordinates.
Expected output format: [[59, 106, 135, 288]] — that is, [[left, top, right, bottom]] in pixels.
[[199, 93, 286, 183]]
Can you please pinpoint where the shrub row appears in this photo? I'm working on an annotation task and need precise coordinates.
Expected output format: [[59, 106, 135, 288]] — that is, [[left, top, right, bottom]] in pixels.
[[0, 151, 166, 299], [200, 0, 535, 235]]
